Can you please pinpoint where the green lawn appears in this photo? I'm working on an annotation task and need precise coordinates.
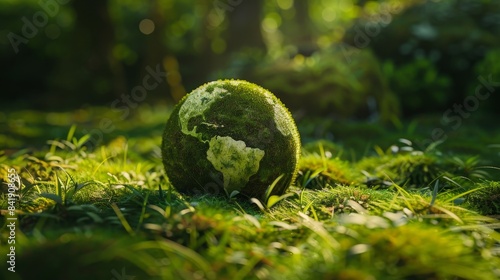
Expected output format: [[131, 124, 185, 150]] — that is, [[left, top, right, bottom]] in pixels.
[[1, 105, 499, 279]]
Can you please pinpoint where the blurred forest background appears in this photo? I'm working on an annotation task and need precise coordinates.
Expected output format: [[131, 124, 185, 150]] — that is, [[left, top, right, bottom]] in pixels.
[[1, 0, 500, 125]]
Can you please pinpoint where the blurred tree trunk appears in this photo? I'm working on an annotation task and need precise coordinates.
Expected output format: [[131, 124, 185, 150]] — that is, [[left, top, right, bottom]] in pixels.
[[291, 0, 316, 56], [66, 0, 125, 102], [194, 0, 265, 86], [141, 0, 177, 103], [225, 0, 265, 53]]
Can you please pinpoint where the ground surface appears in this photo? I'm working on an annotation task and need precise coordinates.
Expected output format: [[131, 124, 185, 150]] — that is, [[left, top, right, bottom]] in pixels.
[[1, 105, 499, 279]]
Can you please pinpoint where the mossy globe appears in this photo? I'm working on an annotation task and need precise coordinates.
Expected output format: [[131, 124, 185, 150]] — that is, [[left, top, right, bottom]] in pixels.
[[162, 80, 301, 199]]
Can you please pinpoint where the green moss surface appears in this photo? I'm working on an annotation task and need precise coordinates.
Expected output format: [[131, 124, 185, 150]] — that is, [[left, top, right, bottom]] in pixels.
[[162, 80, 301, 199], [356, 153, 443, 188], [297, 155, 357, 189]]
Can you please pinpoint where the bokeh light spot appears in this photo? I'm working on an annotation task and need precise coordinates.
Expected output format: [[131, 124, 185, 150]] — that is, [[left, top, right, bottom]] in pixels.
[[277, 0, 293, 10], [322, 7, 336, 22], [139, 19, 155, 35], [262, 13, 282, 33]]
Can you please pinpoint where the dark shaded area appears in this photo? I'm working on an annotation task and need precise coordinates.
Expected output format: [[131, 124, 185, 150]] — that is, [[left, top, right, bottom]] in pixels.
[[1, 0, 499, 117]]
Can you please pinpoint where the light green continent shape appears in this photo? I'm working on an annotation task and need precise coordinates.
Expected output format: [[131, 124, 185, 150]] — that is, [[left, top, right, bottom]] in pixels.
[[265, 96, 292, 136], [206, 136, 265, 194], [178, 86, 229, 140]]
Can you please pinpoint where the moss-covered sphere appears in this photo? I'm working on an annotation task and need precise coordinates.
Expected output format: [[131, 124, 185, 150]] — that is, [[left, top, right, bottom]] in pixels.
[[162, 80, 301, 199]]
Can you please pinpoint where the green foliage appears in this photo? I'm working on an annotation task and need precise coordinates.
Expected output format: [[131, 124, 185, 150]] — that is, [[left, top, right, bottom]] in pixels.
[[368, 0, 500, 116], [382, 58, 452, 115], [475, 48, 500, 77], [3, 0, 500, 120], [446, 155, 492, 180], [357, 151, 443, 189], [465, 181, 500, 215], [302, 139, 343, 156], [472, 48, 500, 111], [250, 48, 400, 121], [297, 155, 357, 189]]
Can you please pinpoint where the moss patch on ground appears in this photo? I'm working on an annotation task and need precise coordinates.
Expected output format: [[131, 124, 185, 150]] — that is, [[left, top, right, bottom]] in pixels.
[[1, 106, 499, 279]]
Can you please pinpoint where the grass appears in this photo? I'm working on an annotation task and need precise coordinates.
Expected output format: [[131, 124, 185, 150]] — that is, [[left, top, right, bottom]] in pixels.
[[1, 106, 500, 279]]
